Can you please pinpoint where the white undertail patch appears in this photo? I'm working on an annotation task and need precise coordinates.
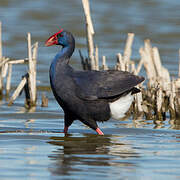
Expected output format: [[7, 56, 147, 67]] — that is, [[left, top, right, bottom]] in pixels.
[[109, 93, 134, 119]]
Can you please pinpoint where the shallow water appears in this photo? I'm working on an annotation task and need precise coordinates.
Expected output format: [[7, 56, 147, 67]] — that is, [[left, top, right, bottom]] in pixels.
[[1, 102, 180, 179], [1, 109, 180, 180], [0, 0, 180, 179]]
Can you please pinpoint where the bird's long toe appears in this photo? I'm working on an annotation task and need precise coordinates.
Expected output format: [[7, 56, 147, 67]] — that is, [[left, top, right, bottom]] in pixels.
[[96, 127, 104, 135]]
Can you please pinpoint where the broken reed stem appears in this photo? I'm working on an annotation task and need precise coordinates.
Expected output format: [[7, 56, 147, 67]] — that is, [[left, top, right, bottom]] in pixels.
[[140, 46, 155, 86], [32, 42, 38, 103], [169, 80, 176, 119], [0, 57, 5, 95], [131, 62, 137, 75], [0, 57, 9, 68], [0, 21, 2, 61], [32, 42, 38, 60], [95, 45, 99, 70], [8, 59, 28, 64], [136, 92, 143, 113], [27, 33, 36, 105], [6, 63, 12, 95], [87, 27, 95, 70], [179, 49, 180, 78], [116, 53, 125, 71], [79, 49, 90, 70], [152, 47, 162, 77], [136, 58, 143, 75], [82, 0, 95, 70], [152, 47, 170, 92], [144, 39, 157, 79], [156, 86, 163, 119], [102, 56, 108, 70], [8, 76, 27, 106], [123, 33, 134, 71], [41, 93, 48, 107], [82, 0, 94, 35], [175, 79, 180, 118], [2, 61, 8, 78], [0, 22, 3, 95]]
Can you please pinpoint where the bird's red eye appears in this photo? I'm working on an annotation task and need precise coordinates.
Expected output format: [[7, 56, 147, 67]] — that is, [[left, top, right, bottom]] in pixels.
[[60, 34, 63, 37]]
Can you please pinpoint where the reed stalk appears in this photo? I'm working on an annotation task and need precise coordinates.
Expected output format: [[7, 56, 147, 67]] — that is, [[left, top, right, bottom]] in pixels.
[[82, 0, 95, 70], [27, 33, 36, 105]]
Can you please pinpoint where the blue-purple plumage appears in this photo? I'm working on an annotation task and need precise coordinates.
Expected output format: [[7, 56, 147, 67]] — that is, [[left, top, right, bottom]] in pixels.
[[45, 30, 144, 135]]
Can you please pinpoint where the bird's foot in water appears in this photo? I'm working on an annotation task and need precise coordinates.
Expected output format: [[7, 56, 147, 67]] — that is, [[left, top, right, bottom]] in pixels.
[[64, 126, 104, 135], [64, 126, 69, 134], [96, 127, 104, 135]]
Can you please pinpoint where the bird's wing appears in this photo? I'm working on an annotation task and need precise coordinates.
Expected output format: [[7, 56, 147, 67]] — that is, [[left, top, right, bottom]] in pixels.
[[72, 70, 144, 100]]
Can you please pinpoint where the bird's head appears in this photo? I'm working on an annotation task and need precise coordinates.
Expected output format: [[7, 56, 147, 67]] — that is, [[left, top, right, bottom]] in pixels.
[[45, 28, 75, 47]]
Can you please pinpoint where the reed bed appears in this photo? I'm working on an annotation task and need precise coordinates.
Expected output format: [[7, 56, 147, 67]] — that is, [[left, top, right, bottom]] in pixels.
[[0, 22, 38, 107], [81, 0, 180, 120]]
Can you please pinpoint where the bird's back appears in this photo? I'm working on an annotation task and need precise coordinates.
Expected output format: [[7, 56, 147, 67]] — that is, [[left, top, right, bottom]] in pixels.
[[51, 64, 143, 121]]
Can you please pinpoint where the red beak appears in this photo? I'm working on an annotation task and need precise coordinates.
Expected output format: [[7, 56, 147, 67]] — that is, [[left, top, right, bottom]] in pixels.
[[45, 34, 58, 47], [45, 28, 63, 47]]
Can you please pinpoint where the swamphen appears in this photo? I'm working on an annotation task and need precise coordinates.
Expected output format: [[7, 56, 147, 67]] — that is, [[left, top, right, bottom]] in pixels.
[[45, 29, 144, 135]]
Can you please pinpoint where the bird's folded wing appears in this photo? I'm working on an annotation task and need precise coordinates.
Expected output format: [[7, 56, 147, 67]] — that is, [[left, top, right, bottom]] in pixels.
[[72, 70, 144, 100]]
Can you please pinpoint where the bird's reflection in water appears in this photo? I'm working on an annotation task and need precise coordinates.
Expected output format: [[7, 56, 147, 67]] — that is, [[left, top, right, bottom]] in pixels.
[[47, 134, 139, 177]]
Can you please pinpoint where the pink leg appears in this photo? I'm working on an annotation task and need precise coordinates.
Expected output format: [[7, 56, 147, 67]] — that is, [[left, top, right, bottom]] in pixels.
[[96, 127, 104, 135]]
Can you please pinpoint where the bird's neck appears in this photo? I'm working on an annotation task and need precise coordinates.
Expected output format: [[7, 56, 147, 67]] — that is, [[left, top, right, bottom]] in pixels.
[[55, 43, 75, 64], [50, 43, 75, 81]]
